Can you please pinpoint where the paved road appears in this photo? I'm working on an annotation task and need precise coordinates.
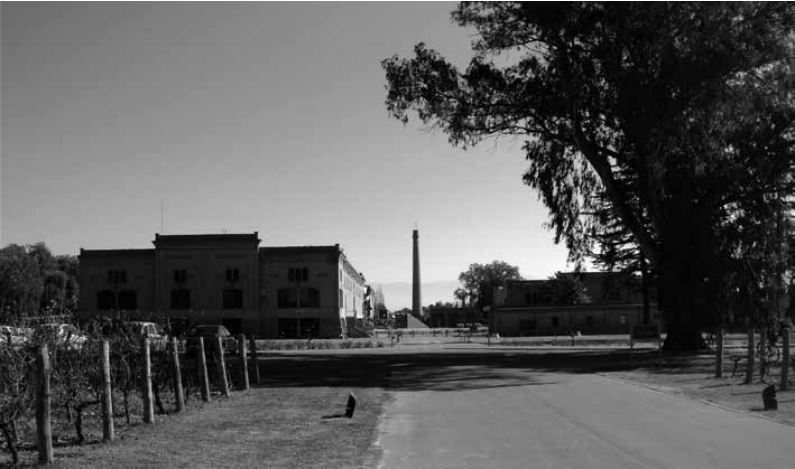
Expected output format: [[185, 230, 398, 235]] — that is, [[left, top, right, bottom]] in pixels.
[[378, 370, 795, 469]]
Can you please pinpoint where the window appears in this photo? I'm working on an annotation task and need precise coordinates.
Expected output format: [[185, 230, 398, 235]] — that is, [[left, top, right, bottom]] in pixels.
[[118, 290, 138, 310], [339, 289, 343, 308], [223, 289, 243, 309], [288, 267, 309, 282], [173, 269, 187, 284], [586, 315, 595, 327], [97, 290, 116, 310], [525, 293, 533, 305], [551, 316, 560, 328], [277, 288, 298, 308], [170, 289, 191, 310], [107, 270, 126, 284], [619, 314, 627, 325], [300, 288, 320, 308], [225, 268, 240, 283]]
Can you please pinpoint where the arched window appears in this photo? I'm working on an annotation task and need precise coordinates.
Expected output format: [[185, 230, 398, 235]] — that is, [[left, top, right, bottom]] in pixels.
[[118, 290, 138, 310], [97, 290, 116, 310]]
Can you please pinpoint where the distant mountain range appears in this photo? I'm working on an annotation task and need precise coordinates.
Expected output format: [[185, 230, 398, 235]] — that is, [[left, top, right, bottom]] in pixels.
[[374, 280, 461, 311]]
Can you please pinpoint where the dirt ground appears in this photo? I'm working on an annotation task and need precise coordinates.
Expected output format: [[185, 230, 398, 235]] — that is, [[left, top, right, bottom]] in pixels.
[[603, 350, 795, 426]]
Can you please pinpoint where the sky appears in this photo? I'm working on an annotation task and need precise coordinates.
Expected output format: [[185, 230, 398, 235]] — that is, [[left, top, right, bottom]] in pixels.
[[1, 2, 573, 302]]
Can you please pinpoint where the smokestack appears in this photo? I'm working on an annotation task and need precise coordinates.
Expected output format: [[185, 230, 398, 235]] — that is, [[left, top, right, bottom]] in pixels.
[[412, 227, 421, 317]]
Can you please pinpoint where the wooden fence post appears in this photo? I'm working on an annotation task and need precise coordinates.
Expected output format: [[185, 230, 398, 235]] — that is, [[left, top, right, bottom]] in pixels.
[[141, 337, 154, 424], [250, 337, 261, 385], [781, 326, 790, 391], [238, 334, 249, 391], [198, 337, 211, 402], [36, 344, 53, 464], [217, 336, 231, 397], [745, 327, 755, 385], [171, 336, 185, 412], [714, 327, 724, 378], [101, 340, 114, 442]]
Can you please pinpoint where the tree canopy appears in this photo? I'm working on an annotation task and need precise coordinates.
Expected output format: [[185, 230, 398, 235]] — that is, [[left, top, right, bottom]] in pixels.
[[383, 2, 795, 349], [0, 243, 79, 321], [541, 272, 590, 306], [458, 260, 522, 311]]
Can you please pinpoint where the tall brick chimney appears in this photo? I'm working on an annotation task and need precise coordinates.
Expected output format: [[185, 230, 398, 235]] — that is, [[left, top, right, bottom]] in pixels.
[[412, 227, 421, 317]]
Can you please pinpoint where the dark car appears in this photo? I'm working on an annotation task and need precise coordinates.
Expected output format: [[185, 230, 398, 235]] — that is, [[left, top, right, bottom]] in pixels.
[[185, 325, 238, 356]]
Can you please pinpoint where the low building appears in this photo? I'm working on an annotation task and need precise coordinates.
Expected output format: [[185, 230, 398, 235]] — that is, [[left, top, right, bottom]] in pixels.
[[78, 233, 368, 339], [427, 306, 481, 328], [492, 272, 659, 336]]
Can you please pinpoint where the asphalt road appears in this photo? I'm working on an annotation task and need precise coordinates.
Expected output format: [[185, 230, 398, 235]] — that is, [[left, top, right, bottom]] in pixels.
[[378, 369, 795, 469]]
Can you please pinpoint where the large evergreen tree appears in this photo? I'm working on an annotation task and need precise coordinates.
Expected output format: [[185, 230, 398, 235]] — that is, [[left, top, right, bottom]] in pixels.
[[383, 2, 795, 350]]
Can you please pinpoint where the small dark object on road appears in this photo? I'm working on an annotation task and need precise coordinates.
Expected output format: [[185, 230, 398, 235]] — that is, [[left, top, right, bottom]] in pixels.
[[346, 393, 357, 418], [763, 384, 778, 410]]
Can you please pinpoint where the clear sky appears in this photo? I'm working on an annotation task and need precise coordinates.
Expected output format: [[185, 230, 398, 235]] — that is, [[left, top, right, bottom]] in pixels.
[[1, 2, 572, 287]]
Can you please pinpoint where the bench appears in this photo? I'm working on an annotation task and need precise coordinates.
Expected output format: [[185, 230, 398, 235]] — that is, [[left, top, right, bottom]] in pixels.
[[629, 323, 662, 366]]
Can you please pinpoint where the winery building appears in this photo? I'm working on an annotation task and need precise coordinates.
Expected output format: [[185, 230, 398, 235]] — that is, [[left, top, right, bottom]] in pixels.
[[78, 233, 369, 339]]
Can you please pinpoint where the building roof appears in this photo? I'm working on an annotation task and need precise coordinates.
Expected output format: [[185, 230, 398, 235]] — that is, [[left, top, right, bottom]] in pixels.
[[258, 245, 340, 255], [153, 232, 260, 247], [79, 248, 155, 258]]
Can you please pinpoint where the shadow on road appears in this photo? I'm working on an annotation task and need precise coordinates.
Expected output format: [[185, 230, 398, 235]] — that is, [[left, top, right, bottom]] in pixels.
[[247, 349, 667, 392]]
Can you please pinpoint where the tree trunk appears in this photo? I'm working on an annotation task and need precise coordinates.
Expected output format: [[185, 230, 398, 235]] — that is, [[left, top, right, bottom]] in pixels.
[[759, 325, 768, 382], [1, 423, 19, 465], [153, 381, 166, 415], [715, 326, 724, 378], [123, 391, 131, 424], [659, 221, 708, 352], [641, 256, 651, 325], [75, 405, 85, 445]]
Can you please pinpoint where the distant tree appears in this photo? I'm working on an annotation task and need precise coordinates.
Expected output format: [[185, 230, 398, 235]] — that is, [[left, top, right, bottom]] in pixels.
[[458, 261, 522, 311], [55, 255, 80, 312], [0, 243, 79, 320], [453, 288, 468, 308], [541, 272, 590, 305], [371, 285, 387, 315], [0, 245, 44, 320]]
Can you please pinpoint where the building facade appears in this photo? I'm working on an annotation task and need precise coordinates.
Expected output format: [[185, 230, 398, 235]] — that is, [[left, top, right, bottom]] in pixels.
[[78, 233, 368, 339], [492, 272, 659, 336]]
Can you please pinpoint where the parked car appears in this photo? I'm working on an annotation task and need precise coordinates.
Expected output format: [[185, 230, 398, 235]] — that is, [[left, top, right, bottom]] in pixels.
[[128, 321, 168, 352], [185, 325, 238, 356], [33, 323, 87, 350], [0, 325, 33, 348]]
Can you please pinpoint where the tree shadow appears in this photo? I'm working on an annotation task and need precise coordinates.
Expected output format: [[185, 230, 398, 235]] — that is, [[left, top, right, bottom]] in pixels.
[[243, 348, 667, 393]]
